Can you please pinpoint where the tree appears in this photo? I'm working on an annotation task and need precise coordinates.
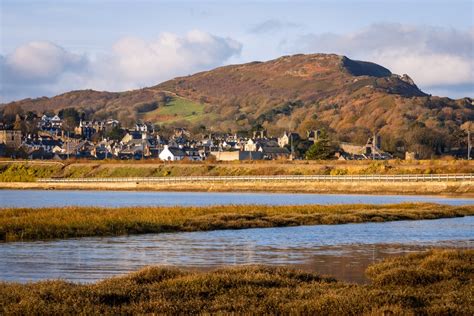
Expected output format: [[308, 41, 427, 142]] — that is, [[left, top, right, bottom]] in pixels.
[[58, 108, 80, 124], [2, 104, 24, 125], [105, 126, 125, 141], [403, 123, 444, 158], [13, 115, 25, 132], [305, 129, 334, 160], [461, 122, 474, 159], [157, 92, 169, 104], [62, 116, 77, 133]]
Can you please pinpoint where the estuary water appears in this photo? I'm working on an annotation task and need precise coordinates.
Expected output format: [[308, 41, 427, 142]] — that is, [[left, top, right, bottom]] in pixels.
[[1, 216, 472, 284], [0, 189, 473, 208]]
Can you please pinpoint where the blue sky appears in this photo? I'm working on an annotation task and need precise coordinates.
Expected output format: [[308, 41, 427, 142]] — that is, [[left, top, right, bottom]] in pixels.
[[1, 0, 473, 102]]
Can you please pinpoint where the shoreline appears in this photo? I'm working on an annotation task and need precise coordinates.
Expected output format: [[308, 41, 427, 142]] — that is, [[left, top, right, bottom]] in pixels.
[[1, 180, 473, 197]]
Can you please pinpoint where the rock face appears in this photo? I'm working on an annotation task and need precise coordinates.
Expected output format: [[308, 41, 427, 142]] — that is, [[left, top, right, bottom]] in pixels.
[[2, 53, 473, 156], [341, 56, 392, 78], [400, 74, 416, 86]]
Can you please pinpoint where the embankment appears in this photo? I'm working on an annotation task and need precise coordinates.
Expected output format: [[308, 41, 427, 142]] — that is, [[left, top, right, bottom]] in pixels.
[[1, 160, 472, 195], [1, 179, 473, 196], [0, 159, 473, 181]]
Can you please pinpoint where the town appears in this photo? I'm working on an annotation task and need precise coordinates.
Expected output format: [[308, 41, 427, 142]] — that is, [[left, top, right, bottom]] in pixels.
[[0, 109, 398, 161]]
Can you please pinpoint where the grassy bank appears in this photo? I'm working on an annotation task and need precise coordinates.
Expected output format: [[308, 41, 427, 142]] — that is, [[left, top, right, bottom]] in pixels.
[[0, 159, 472, 182], [1, 203, 473, 242], [2, 179, 473, 196], [1, 249, 472, 314]]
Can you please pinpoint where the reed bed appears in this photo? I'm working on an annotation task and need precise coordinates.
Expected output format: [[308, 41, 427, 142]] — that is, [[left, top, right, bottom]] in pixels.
[[0, 249, 472, 315], [1, 203, 473, 242]]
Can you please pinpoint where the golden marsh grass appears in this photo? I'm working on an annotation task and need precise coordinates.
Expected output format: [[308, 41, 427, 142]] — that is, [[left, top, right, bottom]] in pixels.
[[0, 249, 472, 315], [1, 203, 473, 242]]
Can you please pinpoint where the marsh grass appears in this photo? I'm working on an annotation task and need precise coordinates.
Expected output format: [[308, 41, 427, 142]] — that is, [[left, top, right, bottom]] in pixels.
[[1, 203, 472, 242], [0, 249, 472, 315]]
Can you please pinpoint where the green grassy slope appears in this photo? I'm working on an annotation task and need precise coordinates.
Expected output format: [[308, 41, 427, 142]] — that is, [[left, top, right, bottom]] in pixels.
[[142, 96, 206, 123]]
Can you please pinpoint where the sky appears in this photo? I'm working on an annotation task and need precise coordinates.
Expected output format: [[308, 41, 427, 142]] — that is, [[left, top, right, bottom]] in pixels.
[[1, 0, 473, 102]]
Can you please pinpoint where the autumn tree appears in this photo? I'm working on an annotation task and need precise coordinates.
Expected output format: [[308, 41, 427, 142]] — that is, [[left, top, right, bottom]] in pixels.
[[2, 104, 24, 125], [13, 115, 25, 132]]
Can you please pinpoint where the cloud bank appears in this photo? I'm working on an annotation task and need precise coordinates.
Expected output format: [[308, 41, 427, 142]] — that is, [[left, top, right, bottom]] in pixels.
[[1, 30, 242, 102], [1, 42, 88, 101], [289, 23, 474, 97]]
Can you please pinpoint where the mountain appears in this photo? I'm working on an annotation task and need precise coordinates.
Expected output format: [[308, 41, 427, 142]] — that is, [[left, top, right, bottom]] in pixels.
[[2, 53, 473, 157]]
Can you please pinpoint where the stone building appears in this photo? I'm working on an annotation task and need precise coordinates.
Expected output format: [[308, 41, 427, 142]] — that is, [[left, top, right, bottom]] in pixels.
[[0, 129, 22, 148]]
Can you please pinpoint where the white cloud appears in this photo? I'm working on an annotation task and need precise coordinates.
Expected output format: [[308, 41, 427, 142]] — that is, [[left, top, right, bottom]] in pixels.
[[3, 41, 87, 83], [289, 23, 474, 97], [0, 41, 88, 102], [1, 30, 242, 102], [95, 30, 241, 90], [375, 51, 472, 86]]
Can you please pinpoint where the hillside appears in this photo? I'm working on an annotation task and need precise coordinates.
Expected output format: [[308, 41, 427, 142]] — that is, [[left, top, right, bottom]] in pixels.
[[2, 53, 473, 157]]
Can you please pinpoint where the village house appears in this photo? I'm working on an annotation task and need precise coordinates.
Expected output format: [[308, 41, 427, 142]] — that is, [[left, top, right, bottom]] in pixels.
[[244, 138, 258, 151], [40, 114, 62, 128], [221, 140, 241, 151], [135, 122, 154, 133], [183, 147, 203, 161], [278, 131, 300, 148], [74, 120, 107, 140], [159, 145, 185, 161], [259, 146, 291, 160], [55, 140, 95, 159], [338, 135, 392, 160], [22, 135, 62, 154], [211, 150, 264, 161], [0, 129, 22, 148], [92, 139, 116, 159]]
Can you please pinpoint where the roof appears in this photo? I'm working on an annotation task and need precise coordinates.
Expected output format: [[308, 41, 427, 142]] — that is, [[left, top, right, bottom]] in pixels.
[[261, 147, 290, 154], [24, 139, 62, 147], [168, 147, 185, 156]]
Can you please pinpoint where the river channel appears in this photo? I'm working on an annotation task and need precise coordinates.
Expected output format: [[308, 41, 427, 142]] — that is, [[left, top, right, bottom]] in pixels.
[[1, 216, 472, 284], [0, 189, 472, 207]]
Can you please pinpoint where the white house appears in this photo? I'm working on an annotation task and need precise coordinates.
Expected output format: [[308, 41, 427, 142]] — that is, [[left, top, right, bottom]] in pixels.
[[50, 115, 62, 128], [159, 145, 185, 161], [244, 138, 257, 151]]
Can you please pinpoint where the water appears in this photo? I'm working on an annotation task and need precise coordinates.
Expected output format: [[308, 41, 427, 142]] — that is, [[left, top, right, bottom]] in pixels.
[[1, 216, 472, 284], [0, 190, 472, 208]]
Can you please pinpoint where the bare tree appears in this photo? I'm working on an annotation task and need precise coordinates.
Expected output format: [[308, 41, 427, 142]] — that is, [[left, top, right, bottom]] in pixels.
[[461, 122, 474, 160]]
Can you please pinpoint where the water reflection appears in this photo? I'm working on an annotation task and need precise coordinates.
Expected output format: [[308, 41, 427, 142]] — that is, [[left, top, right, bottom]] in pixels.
[[1, 216, 472, 284]]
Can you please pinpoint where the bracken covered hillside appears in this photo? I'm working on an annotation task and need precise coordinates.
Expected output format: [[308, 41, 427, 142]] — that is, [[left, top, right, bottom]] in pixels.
[[2, 53, 473, 156], [157, 54, 473, 155]]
